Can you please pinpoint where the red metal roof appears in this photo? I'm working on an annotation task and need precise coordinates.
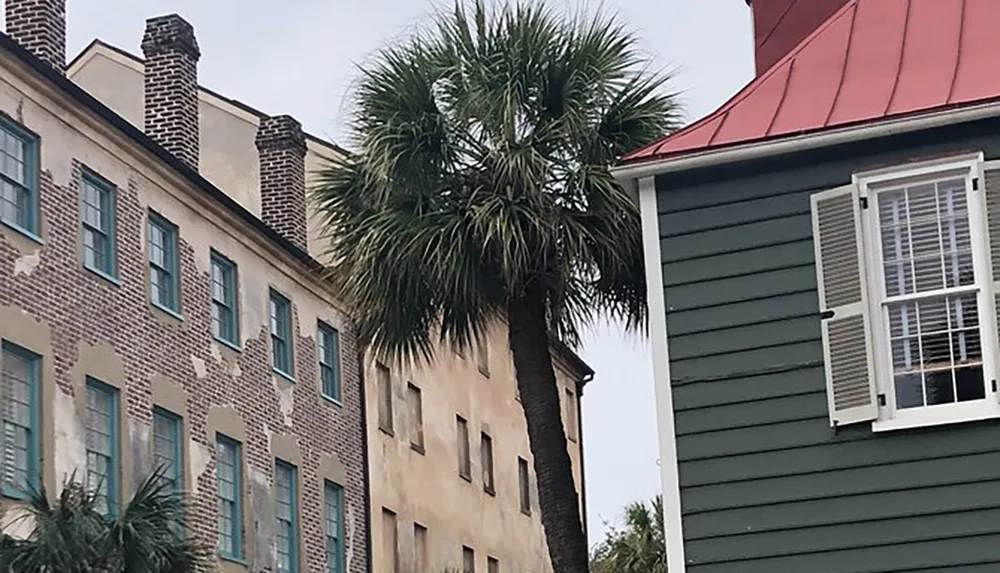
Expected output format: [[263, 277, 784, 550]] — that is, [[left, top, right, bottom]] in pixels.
[[623, 0, 1000, 164]]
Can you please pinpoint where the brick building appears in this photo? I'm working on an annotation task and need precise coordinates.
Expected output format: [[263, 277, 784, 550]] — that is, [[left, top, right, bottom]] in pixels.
[[0, 3, 369, 573], [65, 8, 595, 573]]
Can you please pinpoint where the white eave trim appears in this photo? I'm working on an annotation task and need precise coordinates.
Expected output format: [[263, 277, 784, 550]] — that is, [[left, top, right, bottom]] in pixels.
[[638, 176, 687, 572], [612, 100, 1000, 181]]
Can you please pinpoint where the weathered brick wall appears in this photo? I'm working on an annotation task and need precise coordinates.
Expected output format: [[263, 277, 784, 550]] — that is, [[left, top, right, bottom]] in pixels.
[[0, 84, 368, 573], [4, 0, 66, 72], [141, 14, 201, 170], [255, 115, 308, 251]]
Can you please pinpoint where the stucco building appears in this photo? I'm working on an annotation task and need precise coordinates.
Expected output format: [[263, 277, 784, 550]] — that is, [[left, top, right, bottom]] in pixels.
[[65, 9, 594, 573], [0, 3, 368, 573]]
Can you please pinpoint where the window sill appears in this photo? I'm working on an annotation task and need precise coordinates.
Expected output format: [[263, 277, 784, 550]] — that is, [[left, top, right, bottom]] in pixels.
[[410, 443, 425, 455], [151, 302, 184, 322], [321, 394, 343, 408], [459, 473, 472, 483], [273, 368, 296, 383], [84, 265, 120, 286], [218, 554, 247, 567], [379, 426, 394, 438], [215, 336, 242, 353], [484, 486, 496, 497], [872, 404, 1000, 433], [520, 508, 532, 517], [1, 221, 44, 245], [478, 367, 490, 378]]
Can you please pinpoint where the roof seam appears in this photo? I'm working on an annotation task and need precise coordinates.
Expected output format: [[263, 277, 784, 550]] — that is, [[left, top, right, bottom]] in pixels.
[[757, 0, 801, 49], [946, 0, 968, 104], [765, 58, 795, 136], [823, 2, 859, 127], [885, 0, 913, 115]]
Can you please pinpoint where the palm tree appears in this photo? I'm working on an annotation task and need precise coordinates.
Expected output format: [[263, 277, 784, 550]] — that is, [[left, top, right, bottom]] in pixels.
[[591, 496, 667, 573], [312, 2, 679, 571], [0, 468, 211, 573]]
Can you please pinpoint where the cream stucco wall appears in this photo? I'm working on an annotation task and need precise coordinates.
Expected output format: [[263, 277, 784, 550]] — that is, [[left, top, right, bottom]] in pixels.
[[69, 41, 589, 573]]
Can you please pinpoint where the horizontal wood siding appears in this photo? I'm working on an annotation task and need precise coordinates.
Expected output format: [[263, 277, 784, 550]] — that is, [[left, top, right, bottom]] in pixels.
[[656, 126, 1000, 572]]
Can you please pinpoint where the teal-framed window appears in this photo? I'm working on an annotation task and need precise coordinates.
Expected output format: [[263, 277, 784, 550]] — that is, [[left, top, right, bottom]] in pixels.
[[85, 378, 119, 516], [323, 481, 344, 573], [81, 170, 117, 278], [275, 461, 299, 573], [148, 212, 180, 314], [216, 434, 243, 560], [318, 321, 341, 402], [0, 117, 39, 237], [211, 251, 239, 347], [270, 290, 294, 378], [1, 341, 40, 500], [152, 408, 183, 494]]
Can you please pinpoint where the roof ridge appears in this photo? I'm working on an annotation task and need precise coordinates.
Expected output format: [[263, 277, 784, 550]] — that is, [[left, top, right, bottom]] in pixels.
[[635, 0, 858, 160]]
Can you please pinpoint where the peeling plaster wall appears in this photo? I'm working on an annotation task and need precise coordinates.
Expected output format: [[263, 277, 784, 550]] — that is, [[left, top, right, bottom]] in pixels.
[[0, 54, 368, 573]]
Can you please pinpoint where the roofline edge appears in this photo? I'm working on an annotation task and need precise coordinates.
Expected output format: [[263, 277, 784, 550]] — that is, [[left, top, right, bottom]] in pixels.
[[611, 99, 1000, 182]]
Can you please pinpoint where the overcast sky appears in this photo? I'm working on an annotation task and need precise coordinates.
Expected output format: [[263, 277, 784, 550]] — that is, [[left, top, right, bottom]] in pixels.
[[51, 0, 753, 545]]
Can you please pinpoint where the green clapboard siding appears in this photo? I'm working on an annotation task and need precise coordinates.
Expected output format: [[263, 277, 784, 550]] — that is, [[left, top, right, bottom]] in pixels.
[[656, 120, 1000, 572]]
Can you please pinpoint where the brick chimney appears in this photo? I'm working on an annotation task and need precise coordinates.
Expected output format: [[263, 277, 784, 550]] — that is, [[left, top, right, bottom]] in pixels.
[[748, 0, 850, 75], [255, 115, 308, 251], [141, 14, 201, 169], [5, 0, 66, 72]]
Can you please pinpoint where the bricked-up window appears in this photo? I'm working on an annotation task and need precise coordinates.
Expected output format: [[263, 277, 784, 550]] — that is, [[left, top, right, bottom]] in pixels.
[[456, 416, 471, 480], [407, 383, 424, 452], [1, 341, 39, 500], [565, 388, 577, 442], [487, 556, 499, 573], [382, 507, 399, 573], [275, 461, 299, 573], [211, 251, 239, 347], [414, 523, 428, 573], [318, 322, 342, 402], [517, 457, 531, 515], [324, 481, 344, 573], [0, 118, 39, 235], [152, 408, 182, 494], [216, 434, 243, 560], [270, 290, 294, 378], [81, 171, 117, 279], [85, 378, 119, 516], [148, 213, 180, 313], [377, 364, 393, 434], [462, 546, 475, 573], [481, 432, 495, 495]]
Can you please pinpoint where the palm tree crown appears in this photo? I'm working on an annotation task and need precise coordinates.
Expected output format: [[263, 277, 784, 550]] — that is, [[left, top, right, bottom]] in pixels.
[[313, 2, 679, 572]]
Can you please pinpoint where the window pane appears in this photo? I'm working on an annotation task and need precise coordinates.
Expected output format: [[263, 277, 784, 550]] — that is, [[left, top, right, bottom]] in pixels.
[[2, 346, 34, 495], [216, 436, 240, 557], [275, 463, 296, 573], [85, 382, 116, 515], [152, 410, 180, 492], [324, 483, 343, 573], [888, 293, 984, 409]]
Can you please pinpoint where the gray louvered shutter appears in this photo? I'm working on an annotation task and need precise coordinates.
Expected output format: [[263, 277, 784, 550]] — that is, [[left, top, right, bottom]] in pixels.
[[811, 184, 878, 426], [982, 161, 1000, 403]]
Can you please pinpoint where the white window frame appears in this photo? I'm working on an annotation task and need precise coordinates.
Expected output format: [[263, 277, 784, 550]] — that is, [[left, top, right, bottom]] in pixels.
[[855, 153, 1000, 432]]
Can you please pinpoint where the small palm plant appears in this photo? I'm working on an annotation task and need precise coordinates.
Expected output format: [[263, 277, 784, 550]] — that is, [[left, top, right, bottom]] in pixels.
[[0, 467, 211, 573], [590, 496, 667, 573]]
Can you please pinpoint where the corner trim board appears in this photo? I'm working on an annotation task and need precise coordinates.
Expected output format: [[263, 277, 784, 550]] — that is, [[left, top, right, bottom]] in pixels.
[[637, 176, 686, 571]]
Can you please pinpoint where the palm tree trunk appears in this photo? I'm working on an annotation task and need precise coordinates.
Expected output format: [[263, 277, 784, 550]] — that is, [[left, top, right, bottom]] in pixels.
[[508, 285, 589, 573]]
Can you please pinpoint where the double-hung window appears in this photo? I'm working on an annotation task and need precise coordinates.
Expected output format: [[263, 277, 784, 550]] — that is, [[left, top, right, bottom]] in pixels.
[[318, 321, 341, 401], [270, 290, 294, 378], [812, 154, 999, 431], [275, 461, 299, 573], [211, 252, 239, 347], [149, 213, 180, 314], [152, 408, 182, 494], [0, 119, 38, 236], [324, 481, 344, 573], [216, 435, 242, 560], [85, 378, 119, 516], [1, 341, 39, 499], [81, 171, 116, 278]]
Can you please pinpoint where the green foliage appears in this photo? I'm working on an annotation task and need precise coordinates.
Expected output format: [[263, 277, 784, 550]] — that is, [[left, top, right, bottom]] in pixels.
[[312, 0, 681, 366], [590, 496, 666, 573], [0, 467, 212, 573]]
